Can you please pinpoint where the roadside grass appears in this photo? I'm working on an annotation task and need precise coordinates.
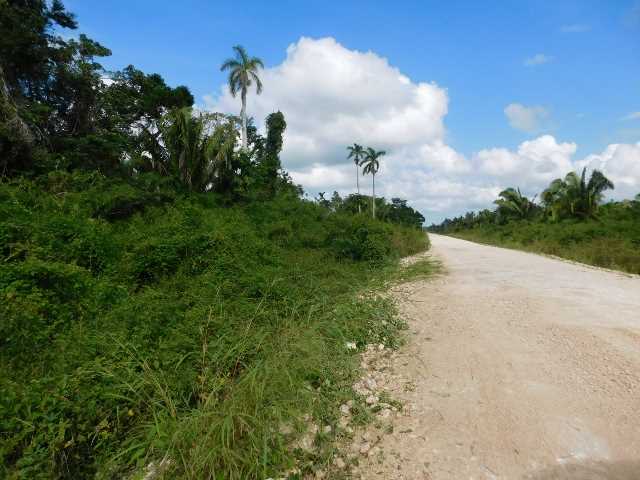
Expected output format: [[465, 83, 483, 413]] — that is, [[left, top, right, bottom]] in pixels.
[[0, 172, 430, 479], [447, 204, 640, 275]]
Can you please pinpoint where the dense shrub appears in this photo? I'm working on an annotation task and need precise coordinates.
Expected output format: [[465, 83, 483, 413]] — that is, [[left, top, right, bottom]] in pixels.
[[0, 172, 428, 479]]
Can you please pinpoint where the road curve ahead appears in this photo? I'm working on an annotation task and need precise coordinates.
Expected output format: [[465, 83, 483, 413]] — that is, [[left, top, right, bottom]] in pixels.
[[361, 234, 640, 479]]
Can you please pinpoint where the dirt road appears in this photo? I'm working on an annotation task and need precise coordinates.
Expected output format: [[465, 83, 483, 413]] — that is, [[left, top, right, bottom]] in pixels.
[[359, 234, 640, 479]]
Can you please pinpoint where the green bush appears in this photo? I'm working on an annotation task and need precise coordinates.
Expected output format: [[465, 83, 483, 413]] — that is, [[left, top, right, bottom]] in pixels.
[[0, 172, 429, 479]]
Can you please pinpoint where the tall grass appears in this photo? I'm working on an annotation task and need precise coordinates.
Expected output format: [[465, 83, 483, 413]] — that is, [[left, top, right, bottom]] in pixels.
[[0, 171, 429, 479]]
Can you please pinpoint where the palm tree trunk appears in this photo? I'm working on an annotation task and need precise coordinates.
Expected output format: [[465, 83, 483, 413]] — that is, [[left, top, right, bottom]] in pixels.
[[372, 173, 376, 219], [240, 88, 247, 150], [356, 163, 361, 213]]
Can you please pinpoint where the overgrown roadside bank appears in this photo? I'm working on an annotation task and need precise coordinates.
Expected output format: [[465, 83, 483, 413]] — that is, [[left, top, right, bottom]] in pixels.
[[0, 172, 430, 479]]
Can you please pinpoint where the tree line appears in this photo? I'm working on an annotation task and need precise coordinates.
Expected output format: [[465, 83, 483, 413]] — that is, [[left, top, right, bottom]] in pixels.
[[429, 168, 640, 232], [0, 1, 425, 228], [0, 1, 287, 200]]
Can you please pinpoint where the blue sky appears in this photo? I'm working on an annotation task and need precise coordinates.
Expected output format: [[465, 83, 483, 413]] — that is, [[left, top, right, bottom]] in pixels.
[[65, 0, 640, 222]]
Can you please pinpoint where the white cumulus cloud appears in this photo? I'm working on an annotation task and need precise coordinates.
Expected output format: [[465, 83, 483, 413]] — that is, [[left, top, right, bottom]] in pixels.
[[524, 53, 553, 66], [504, 103, 550, 133], [205, 37, 640, 223], [577, 142, 640, 200], [622, 111, 640, 121], [207, 37, 448, 168], [476, 135, 576, 191]]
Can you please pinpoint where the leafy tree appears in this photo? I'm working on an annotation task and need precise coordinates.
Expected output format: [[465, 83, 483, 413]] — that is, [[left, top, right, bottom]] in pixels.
[[220, 45, 263, 151], [102, 65, 193, 173], [386, 198, 425, 228], [542, 168, 614, 220], [347, 143, 365, 212], [361, 147, 385, 218], [0, 0, 78, 173], [494, 187, 537, 220]]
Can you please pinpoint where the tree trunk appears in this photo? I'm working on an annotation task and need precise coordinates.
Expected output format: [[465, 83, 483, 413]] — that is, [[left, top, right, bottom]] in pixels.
[[356, 162, 361, 213], [372, 173, 376, 219], [240, 88, 247, 150], [0, 63, 34, 146]]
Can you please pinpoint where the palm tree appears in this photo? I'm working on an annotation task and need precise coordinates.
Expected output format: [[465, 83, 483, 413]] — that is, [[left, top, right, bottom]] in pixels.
[[220, 45, 264, 151], [161, 108, 237, 192], [494, 187, 537, 220], [347, 143, 365, 212], [542, 167, 614, 220], [361, 147, 385, 219]]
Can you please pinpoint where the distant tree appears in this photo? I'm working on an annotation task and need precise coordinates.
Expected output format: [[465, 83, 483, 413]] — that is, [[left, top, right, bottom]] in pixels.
[[494, 187, 537, 220], [161, 108, 236, 192], [220, 45, 263, 151], [361, 147, 385, 218], [542, 168, 614, 220], [347, 143, 365, 212], [103, 65, 193, 174], [386, 198, 425, 228], [258, 111, 286, 194]]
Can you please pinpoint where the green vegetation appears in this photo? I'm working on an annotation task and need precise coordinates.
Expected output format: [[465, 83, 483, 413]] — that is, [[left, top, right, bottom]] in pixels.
[[220, 45, 264, 151], [360, 148, 386, 219], [0, 1, 429, 478], [1, 173, 427, 479], [345, 145, 387, 219], [430, 169, 640, 274]]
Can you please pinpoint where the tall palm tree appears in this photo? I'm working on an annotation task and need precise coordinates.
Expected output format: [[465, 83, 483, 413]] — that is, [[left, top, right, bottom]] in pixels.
[[361, 147, 385, 219], [542, 167, 614, 220], [220, 45, 263, 151], [347, 143, 365, 212], [494, 187, 537, 220]]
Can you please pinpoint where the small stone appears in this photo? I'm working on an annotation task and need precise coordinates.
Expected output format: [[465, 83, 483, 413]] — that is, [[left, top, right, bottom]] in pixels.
[[340, 404, 351, 416], [366, 395, 379, 405], [359, 442, 371, 454], [378, 408, 392, 419], [279, 424, 293, 435], [334, 457, 346, 469], [322, 425, 332, 434]]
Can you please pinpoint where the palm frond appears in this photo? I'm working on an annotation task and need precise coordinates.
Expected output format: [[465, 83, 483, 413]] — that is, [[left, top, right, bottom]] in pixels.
[[250, 71, 263, 95], [232, 45, 249, 64], [220, 59, 240, 72]]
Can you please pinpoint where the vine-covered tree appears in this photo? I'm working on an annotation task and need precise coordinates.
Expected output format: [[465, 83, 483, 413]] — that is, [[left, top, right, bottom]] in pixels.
[[257, 110, 286, 194]]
